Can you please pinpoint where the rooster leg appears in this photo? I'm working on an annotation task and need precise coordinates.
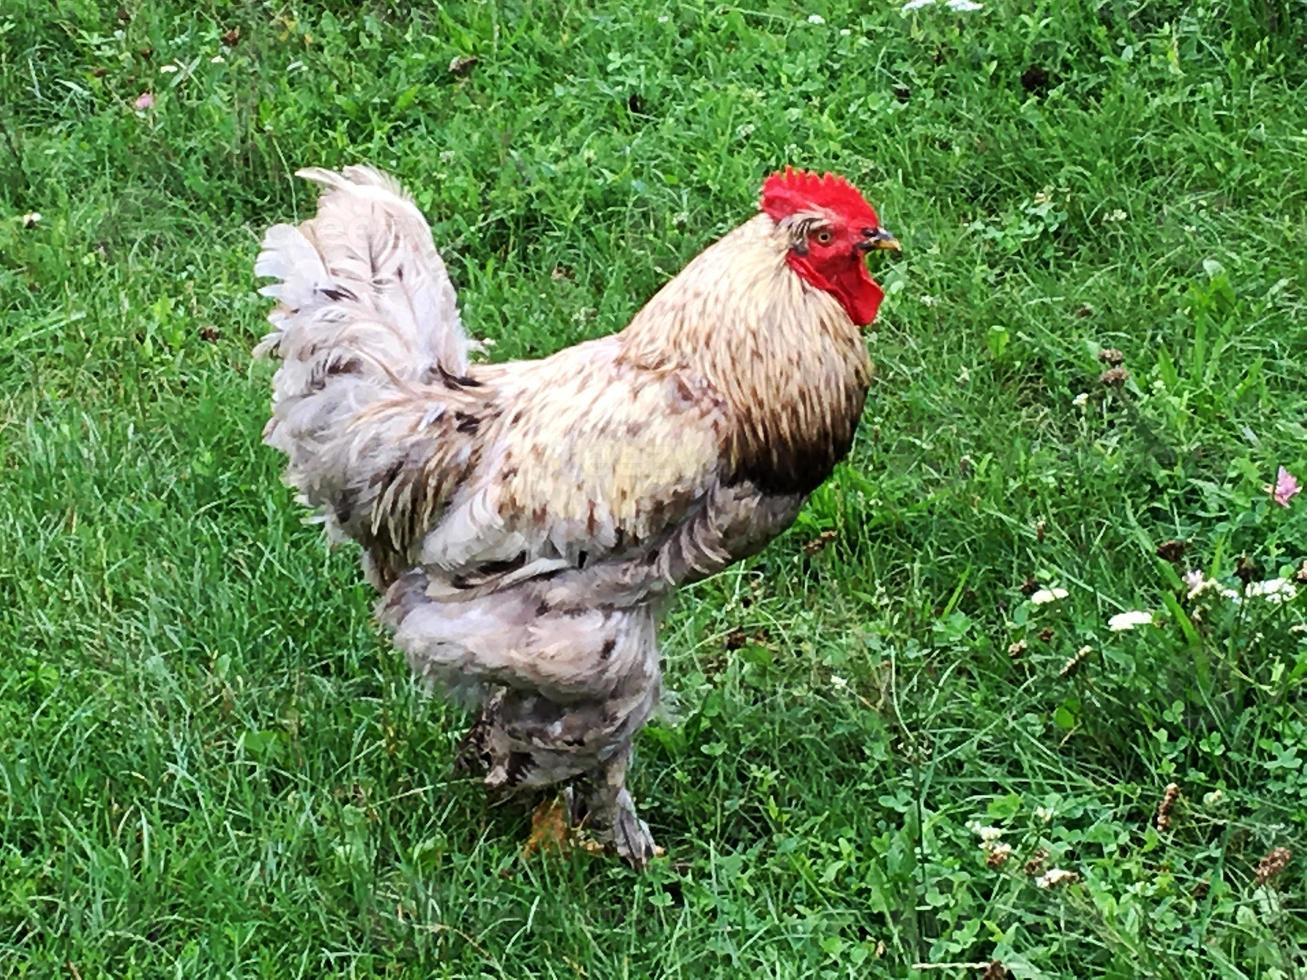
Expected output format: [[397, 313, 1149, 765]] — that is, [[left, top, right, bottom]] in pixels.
[[453, 689, 503, 775], [481, 693, 596, 793], [584, 747, 657, 870]]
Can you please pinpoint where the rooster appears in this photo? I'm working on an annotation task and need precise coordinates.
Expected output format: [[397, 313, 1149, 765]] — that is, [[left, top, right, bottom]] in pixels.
[[253, 165, 897, 867]]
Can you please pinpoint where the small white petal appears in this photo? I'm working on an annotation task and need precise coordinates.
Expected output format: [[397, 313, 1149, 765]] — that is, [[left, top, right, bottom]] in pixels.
[[1030, 587, 1068, 605], [807, 13, 826, 24], [160, 64, 179, 73], [1245, 578, 1297, 603], [1036, 867, 1077, 888], [1108, 610, 1154, 631], [902, 0, 936, 10], [1183, 570, 1229, 601], [967, 822, 1004, 843], [1071, 392, 1089, 407], [947, 0, 984, 9], [1035, 806, 1055, 823]]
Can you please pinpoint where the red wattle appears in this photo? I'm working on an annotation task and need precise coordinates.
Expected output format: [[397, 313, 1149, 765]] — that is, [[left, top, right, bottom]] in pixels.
[[844, 270, 884, 326], [786, 254, 884, 328]]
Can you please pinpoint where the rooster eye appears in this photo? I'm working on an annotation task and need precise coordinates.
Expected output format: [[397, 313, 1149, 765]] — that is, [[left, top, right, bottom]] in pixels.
[[814, 229, 833, 245]]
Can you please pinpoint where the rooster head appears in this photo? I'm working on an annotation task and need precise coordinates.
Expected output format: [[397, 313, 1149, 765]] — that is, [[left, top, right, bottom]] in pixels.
[[761, 167, 898, 327]]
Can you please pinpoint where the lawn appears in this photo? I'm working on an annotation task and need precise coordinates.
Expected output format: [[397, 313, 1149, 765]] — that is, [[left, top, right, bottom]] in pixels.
[[2, 0, 1305, 976]]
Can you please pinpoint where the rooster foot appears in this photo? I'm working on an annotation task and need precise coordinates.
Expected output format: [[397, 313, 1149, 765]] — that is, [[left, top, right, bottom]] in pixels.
[[604, 788, 659, 870], [516, 786, 662, 869], [520, 793, 573, 858], [579, 759, 663, 869]]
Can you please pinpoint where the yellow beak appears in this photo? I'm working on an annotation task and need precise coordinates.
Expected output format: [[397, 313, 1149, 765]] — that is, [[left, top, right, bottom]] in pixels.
[[860, 228, 901, 253]]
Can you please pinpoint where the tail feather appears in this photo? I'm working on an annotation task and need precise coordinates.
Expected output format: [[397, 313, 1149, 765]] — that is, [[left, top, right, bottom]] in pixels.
[[252, 224, 328, 313], [254, 166, 478, 581], [255, 165, 468, 375]]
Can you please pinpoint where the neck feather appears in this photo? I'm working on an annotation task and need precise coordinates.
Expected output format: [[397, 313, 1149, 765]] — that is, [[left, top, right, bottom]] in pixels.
[[619, 215, 871, 494]]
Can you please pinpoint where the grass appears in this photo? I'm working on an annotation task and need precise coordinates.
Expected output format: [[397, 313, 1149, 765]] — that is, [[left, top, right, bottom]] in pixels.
[[2, 0, 1306, 975]]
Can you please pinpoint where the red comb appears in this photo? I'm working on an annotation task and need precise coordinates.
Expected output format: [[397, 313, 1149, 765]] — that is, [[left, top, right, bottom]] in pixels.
[[760, 167, 878, 225]]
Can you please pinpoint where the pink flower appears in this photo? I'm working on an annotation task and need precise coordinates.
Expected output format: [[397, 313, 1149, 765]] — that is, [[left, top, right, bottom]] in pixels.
[[1268, 466, 1301, 508], [133, 91, 155, 110]]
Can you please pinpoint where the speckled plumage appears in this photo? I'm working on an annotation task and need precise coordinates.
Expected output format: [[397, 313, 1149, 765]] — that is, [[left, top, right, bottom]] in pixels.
[[254, 166, 877, 866]]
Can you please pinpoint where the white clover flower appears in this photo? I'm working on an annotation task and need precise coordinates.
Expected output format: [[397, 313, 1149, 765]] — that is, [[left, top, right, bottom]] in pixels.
[[946, 0, 983, 10], [1035, 806, 1055, 824], [1245, 578, 1297, 604], [160, 63, 179, 74], [967, 821, 1004, 843], [1105, 209, 1128, 223], [1036, 867, 1078, 888], [902, 0, 935, 10], [830, 674, 849, 690], [807, 13, 826, 24], [1030, 587, 1068, 606], [211, 54, 226, 64], [1108, 610, 1154, 632], [1072, 392, 1089, 408], [1184, 570, 1233, 601], [986, 841, 1013, 862]]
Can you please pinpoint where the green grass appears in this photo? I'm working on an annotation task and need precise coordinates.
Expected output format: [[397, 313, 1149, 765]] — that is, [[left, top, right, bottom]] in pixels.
[[2, 0, 1306, 976]]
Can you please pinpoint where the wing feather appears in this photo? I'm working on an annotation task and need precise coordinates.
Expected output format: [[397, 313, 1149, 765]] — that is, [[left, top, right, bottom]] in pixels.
[[417, 340, 728, 584]]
